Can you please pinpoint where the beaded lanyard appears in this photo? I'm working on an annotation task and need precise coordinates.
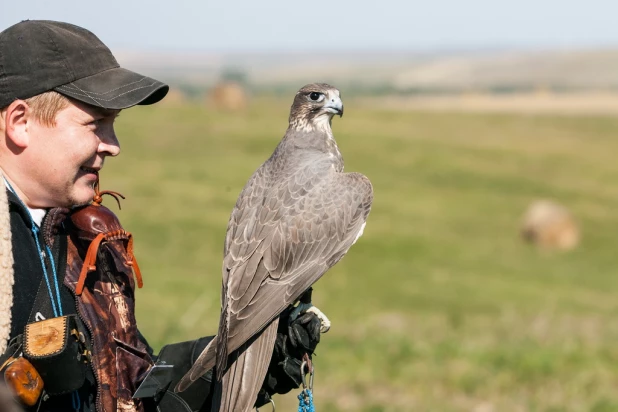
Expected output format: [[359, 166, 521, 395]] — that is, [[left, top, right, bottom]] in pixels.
[[298, 357, 315, 412]]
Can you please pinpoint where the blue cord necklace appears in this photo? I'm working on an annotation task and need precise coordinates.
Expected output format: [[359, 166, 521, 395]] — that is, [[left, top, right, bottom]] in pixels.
[[4, 180, 63, 317]]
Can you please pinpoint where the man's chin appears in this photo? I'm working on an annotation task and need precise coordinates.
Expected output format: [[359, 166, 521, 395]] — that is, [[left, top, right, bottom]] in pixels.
[[69, 187, 96, 208]]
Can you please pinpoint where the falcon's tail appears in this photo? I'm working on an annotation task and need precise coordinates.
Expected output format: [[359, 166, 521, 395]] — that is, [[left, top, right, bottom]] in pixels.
[[175, 335, 218, 392], [211, 318, 279, 412]]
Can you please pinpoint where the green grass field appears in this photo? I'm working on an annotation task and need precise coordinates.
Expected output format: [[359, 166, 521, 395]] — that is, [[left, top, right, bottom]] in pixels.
[[104, 98, 618, 411]]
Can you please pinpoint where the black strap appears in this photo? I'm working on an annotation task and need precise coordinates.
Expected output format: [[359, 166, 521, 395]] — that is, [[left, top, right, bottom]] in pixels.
[[26, 228, 69, 324], [26, 233, 61, 324]]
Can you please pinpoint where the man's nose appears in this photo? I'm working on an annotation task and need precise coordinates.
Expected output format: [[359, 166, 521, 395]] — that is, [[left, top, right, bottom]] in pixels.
[[98, 132, 120, 157]]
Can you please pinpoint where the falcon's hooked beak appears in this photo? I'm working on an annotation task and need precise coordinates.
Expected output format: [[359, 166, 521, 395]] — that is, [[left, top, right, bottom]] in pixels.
[[324, 95, 344, 117]]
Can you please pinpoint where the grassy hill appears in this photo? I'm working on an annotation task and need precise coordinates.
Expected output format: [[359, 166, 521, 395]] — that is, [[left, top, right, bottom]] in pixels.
[[117, 48, 618, 93], [105, 98, 618, 411]]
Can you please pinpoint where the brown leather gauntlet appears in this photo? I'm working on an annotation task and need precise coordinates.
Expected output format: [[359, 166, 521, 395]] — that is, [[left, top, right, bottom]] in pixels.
[[67, 183, 143, 295]]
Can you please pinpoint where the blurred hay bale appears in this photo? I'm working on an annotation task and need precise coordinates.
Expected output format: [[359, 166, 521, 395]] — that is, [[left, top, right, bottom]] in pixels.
[[521, 200, 580, 251], [160, 87, 187, 106], [208, 82, 248, 111]]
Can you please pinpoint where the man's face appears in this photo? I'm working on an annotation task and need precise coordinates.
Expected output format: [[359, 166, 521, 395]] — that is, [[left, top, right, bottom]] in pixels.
[[25, 100, 121, 208]]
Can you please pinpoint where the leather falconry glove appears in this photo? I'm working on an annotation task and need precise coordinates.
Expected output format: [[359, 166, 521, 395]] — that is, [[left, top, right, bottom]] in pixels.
[[155, 308, 322, 412]]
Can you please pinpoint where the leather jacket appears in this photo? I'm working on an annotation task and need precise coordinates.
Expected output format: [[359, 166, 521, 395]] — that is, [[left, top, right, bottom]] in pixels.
[[5, 190, 152, 412]]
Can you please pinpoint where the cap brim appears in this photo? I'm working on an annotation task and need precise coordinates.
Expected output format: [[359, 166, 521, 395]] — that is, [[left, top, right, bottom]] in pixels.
[[54, 67, 169, 110]]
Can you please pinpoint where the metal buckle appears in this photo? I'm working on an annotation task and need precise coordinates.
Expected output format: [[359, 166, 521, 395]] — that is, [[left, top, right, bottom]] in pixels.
[[300, 358, 314, 392]]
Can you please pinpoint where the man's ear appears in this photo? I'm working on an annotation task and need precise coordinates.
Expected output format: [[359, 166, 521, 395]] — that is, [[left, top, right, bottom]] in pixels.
[[4, 100, 30, 149]]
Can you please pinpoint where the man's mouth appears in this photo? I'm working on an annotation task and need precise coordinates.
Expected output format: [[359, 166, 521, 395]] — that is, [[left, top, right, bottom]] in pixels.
[[80, 166, 99, 175]]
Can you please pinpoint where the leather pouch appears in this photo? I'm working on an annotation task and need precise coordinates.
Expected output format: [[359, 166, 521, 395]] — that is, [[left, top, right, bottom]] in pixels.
[[23, 315, 87, 395]]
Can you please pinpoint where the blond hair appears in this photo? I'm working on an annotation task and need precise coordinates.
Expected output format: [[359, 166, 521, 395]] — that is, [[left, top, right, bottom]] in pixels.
[[24, 91, 71, 127], [0, 91, 70, 129]]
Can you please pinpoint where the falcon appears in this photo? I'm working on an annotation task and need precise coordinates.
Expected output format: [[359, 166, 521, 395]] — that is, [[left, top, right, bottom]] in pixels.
[[176, 83, 373, 411]]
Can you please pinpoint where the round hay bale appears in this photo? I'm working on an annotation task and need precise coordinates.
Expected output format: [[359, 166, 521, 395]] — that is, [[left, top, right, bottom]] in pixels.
[[160, 87, 187, 106], [520, 199, 580, 251], [208, 82, 248, 111]]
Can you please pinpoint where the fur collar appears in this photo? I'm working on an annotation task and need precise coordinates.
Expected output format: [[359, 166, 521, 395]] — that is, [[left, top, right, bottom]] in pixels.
[[0, 170, 14, 354]]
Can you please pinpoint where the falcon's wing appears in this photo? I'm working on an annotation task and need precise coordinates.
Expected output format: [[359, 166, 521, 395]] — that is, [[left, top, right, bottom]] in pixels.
[[218, 164, 373, 370], [177, 162, 372, 388]]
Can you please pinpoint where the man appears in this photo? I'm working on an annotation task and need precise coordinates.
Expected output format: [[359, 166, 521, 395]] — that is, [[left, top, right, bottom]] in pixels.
[[0, 20, 320, 412]]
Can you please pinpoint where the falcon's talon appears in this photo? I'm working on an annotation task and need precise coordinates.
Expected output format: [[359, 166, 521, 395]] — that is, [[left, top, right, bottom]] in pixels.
[[306, 306, 331, 333]]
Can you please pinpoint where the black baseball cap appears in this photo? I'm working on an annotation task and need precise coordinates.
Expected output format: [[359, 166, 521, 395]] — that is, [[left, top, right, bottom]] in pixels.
[[0, 20, 168, 109]]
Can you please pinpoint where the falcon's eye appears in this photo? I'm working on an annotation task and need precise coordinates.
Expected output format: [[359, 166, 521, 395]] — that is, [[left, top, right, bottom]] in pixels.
[[309, 92, 323, 101]]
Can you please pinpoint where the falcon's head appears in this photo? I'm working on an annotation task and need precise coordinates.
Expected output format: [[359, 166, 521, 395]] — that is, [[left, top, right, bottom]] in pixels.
[[288, 83, 343, 133]]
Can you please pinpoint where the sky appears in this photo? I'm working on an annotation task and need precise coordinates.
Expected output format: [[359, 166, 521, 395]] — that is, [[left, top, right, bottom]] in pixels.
[[1, 0, 616, 52]]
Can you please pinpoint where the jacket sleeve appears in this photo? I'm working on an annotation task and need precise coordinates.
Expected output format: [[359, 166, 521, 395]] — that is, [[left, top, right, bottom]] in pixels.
[[136, 329, 156, 360]]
